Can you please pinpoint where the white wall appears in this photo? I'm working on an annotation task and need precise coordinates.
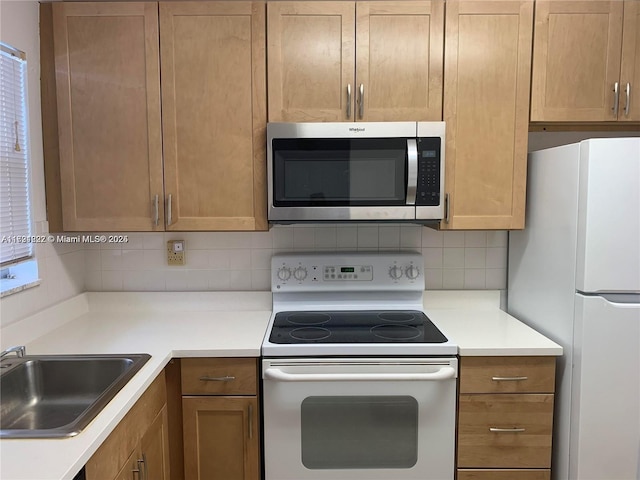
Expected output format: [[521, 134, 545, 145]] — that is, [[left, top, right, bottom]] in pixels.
[[84, 227, 508, 292], [0, 1, 84, 328]]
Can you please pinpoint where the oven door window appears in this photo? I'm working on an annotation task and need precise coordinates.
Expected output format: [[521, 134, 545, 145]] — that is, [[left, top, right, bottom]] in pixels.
[[300, 395, 418, 469], [272, 138, 407, 206]]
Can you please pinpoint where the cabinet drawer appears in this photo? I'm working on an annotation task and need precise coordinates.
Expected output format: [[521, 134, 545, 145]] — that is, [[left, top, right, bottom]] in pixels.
[[457, 469, 550, 480], [460, 357, 555, 394], [181, 358, 257, 395], [458, 394, 554, 468]]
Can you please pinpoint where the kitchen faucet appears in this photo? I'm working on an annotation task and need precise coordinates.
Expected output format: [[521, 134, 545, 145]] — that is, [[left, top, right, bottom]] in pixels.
[[1, 345, 25, 358]]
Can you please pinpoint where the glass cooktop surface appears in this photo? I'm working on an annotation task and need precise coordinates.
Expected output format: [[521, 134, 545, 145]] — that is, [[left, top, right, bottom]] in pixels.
[[269, 310, 448, 344]]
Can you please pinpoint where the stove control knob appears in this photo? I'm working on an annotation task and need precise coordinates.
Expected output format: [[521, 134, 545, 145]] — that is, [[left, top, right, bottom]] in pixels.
[[406, 265, 420, 280], [277, 267, 292, 281], [389, 265, 403, 280], [293, 267, 308, 281]]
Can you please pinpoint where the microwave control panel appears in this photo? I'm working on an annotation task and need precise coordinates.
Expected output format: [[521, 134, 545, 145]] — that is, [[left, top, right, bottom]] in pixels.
[[416, 137, 441, 206]]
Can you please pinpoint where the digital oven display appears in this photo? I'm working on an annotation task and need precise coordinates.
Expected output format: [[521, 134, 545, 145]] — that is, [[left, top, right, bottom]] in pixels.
[[341, 267, 355, 273]]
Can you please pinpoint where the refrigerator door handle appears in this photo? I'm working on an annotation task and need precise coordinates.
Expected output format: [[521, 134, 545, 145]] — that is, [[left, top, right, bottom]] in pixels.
[[578, 292, 640, 305]]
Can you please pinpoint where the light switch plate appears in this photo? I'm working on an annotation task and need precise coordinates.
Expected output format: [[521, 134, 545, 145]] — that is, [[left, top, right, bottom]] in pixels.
[[167, 240, 185, 266]]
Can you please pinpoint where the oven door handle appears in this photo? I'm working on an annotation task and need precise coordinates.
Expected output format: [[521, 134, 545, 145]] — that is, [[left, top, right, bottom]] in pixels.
[[263, 366, 456, 382]]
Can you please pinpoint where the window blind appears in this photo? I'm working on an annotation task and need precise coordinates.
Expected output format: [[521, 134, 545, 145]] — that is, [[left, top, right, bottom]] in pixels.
[[0, 43, 32, 266]]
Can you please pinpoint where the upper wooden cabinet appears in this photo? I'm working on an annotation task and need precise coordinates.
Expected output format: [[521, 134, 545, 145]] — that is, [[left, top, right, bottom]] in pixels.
[[48, 1, 267, 232], [531, 0, 640, 122], [52, 3, 164, 232], [267, 1, 444, 122], [621, 0, 640, 122], [160, 2, 267, 231], [442, 0, 533, 230]]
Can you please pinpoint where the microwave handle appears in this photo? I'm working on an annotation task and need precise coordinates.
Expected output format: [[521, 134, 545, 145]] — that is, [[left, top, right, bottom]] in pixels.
[[406, 139, 418, 205]]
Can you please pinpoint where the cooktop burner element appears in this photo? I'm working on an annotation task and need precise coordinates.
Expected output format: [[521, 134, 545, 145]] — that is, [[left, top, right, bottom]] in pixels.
[[371, 324, 421, 340], [286, 313, 331, 325], [290, 327, 332, 341], [269, 310, 448, 344]]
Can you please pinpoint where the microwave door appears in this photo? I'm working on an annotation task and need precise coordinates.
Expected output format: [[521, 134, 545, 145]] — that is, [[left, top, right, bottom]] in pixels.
[[269, 136, 417, 222]]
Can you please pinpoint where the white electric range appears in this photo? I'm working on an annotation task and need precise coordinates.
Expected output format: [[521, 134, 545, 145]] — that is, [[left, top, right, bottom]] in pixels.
[[261, 252, 458, 480]]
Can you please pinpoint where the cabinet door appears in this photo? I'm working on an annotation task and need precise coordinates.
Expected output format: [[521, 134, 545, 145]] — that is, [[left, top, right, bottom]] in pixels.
[[52, 2, 164, 231], [355, 1, 443, 121], [160, 2, 267, 231], [620, 0, 640, 121], [442, 0, 533, 230], [140, 406, 170, 480], [183, 396, 259, 480], [267, 2, 355, 122], [530, 1, 624, 122]]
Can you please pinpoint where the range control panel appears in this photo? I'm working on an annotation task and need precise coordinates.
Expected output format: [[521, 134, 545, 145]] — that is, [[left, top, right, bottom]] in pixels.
[[271, 252, 424, 292]]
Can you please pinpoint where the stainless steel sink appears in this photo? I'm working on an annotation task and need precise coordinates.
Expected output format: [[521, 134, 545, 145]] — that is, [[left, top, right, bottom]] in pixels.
[[0, 353, 150, 438]]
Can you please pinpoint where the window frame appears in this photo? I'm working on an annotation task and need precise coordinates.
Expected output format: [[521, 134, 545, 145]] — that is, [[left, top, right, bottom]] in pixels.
[[0, 41, 39, 296]]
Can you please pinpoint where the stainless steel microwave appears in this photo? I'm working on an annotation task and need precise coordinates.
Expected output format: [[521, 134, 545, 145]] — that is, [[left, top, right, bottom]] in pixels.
[[267, 122, 445, 224]]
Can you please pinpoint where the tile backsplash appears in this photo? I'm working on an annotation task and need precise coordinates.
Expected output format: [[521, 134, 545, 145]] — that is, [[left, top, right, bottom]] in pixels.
[[84, 225, 507, 292]]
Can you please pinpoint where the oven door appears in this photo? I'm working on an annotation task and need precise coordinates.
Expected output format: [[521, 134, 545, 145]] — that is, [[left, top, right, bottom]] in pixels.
[[262, 357, 457, 480]]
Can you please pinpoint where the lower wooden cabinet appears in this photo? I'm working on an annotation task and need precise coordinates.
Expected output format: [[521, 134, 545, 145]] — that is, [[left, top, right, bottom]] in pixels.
[[85, 372, 170, 480], [182, 396, 260, 480], [457, 356, 556, 478], [181, 358, 260, 480], [457, 469, 551, 480]]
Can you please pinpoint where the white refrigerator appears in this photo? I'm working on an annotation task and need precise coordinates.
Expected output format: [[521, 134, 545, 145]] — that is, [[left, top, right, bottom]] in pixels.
[[508, 138, 640, 480]]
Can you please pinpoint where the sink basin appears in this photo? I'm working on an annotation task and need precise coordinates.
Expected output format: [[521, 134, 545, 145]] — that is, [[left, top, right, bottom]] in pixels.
[[0, 353, 150, 438]]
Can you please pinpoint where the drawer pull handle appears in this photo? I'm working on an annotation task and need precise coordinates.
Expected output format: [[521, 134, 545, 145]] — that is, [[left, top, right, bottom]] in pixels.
[[491, 376, 528, 381], [490, 427, 526, 433], [199, 375, 236, 382]]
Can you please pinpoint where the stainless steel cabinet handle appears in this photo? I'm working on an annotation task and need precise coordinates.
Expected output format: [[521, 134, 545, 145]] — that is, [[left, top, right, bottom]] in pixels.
[[153, 194, 159, 227], [613, 82, 620, 117], [167, 194, 172, 226], [406, 139, 418, 205], [490, 427, 526, 433], [492, 376, 528, 381], [624, 82, 631, 117], [248, 403, 254, 439], [358, 84, 364, 119], [444, 193, 450, 224], [199, 375, 236, 382], [346, 84, 351, 119]]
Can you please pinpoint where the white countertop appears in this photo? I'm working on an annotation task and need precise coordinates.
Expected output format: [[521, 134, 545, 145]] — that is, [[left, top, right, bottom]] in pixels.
[[0, 290, 561, 480]]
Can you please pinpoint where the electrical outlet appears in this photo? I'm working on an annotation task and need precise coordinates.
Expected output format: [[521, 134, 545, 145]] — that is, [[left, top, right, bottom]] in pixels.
[[167, 240, 185, 266]]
